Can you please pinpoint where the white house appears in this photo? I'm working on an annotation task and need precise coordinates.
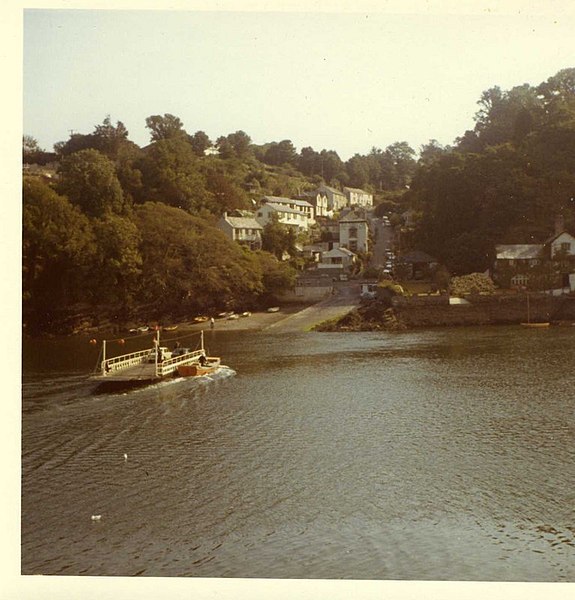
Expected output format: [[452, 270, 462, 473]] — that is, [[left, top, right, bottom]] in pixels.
[[344, 187, 373, 207], [546, 231, 575, 258], [217, 212, 263, 250], [298, 191, 330, 218], [262, 196, 315, 223], [317, 246, 357, 270], [316, 185, 347, 212], [339, 217, 369, 253], [255, 202, 310, 231]]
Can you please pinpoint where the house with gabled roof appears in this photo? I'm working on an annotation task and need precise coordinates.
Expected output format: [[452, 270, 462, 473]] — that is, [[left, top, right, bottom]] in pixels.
[[493, 225, 575, 289], [315, 185, 347, 212], [395, 250, 438, 280], [317, 246, 357, 271], [255, 202, 310, 232], [297, 191, 330, 218], [217, 212, 263, 251], [262, 195, 315, 223], [544, 230, 575, 259]]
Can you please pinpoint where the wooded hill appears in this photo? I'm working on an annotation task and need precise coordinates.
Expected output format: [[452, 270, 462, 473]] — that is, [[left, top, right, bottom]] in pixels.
[[23, 67, 575, 332]]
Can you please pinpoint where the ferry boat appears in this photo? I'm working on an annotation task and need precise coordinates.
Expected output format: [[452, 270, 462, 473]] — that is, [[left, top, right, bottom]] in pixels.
[[91, 329, 221, 388]]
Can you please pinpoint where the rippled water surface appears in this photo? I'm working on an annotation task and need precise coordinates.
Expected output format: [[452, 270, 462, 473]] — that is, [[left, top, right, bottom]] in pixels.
[[21, 327, 575, 580]]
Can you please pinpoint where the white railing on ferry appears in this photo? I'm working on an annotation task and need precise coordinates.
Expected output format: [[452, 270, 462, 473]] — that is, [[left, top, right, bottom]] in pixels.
[[155, 350, 204, 377], [101, 349, 151, 375]]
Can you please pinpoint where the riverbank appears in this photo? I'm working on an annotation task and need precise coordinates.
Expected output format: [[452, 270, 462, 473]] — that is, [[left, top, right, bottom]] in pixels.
[[315, 293, 575, 331]]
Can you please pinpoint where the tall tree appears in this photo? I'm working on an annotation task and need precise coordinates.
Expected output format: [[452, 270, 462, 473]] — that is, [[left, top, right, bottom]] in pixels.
[[57, 149, 127, 217], [216, 130, 252, 159], [145, 113, 187, 142], [263, 140, 297, 166], [90, 215, 142, 308], [137, 138, 210, 212], [189, 130, 212, 156], [23, 178, 96, 320]]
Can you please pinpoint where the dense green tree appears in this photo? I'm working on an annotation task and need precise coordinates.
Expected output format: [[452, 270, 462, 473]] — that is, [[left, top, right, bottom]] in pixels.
[[385, 141, 416, 188], [253, 251, 297, 298], [216, 130, 252, 159], [92, 116, 130, 159], [204, 169, 249, 213], [261, 215, 297, 260], [134, 202, 264, 313], [145, 113, 187, 142], [418, 139, 449, 166], [298, 146, 321, 177], [263, 140, 297, 166], [57, 149, 127, 217], [23, 178, 96, 316], [90, 215, 142, 307], [319, 149, 345, 184], [137, 138, 211, 212], [54, 116, 133, 160], [345, 154, 370, 188], [412, 69, 575, 274], [189, 130, 212, 156]]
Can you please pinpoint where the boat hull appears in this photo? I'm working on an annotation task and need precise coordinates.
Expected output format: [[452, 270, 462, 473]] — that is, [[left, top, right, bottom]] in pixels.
[[520, 322, 550, 328], [177, 358, 220, 377]]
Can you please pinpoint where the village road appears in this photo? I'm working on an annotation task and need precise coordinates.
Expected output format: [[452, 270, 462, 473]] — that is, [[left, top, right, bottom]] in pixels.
[[370, 218, 394, 267]]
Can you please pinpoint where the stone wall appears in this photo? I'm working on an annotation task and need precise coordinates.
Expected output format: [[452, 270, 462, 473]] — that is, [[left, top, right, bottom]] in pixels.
[[393, 294, 575, 328]]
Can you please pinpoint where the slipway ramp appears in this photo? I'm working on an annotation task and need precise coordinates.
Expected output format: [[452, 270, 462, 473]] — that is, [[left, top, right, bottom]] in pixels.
[[265, 284, 361, 333]]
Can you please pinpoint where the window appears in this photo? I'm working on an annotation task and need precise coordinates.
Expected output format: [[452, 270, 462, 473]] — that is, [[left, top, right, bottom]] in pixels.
[[349, 227, 357, 238], [511, 274, 529, 286], [561, 242, 571, 252]]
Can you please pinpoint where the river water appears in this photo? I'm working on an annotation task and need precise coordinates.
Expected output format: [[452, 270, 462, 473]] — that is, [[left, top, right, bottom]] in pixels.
[[21, 326, 575, 580]]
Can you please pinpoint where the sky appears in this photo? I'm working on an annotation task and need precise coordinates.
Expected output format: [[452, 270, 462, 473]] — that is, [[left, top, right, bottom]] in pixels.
[[22, 4, 575, 160]]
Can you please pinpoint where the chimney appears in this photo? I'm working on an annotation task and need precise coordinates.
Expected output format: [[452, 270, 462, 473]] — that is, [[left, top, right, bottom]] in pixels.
[[555, 213, 565, 235]]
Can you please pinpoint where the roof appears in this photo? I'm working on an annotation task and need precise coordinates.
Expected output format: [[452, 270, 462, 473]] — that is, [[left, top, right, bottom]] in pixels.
[[543, 231, 575, 246], [223, 216, 263, 230], [339, 217, 368, 224], [495, 244, 542, 260], [398, 250, 437, 264], [317, 185, 346, 196], [323, 247, 356, 258], [262, 204, 303, 216], [263, 196, 313, 208], [344, 187, 371, 195]]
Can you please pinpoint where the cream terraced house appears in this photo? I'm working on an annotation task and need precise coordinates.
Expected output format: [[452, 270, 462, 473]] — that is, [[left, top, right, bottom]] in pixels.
[[344, 187, 373, 207], [315, 185, 348, 212], [297, 191, 330, 218], [255, 202, 310, 232], [262, 196, 315, 224]]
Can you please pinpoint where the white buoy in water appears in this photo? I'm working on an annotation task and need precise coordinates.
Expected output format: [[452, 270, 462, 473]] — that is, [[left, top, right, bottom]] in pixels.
[[91, 515, 102, 521], [123, 453, 128, 462]]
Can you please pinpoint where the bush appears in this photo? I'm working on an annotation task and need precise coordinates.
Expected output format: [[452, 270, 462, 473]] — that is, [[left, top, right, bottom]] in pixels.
[[450, 273, 496, 296]]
